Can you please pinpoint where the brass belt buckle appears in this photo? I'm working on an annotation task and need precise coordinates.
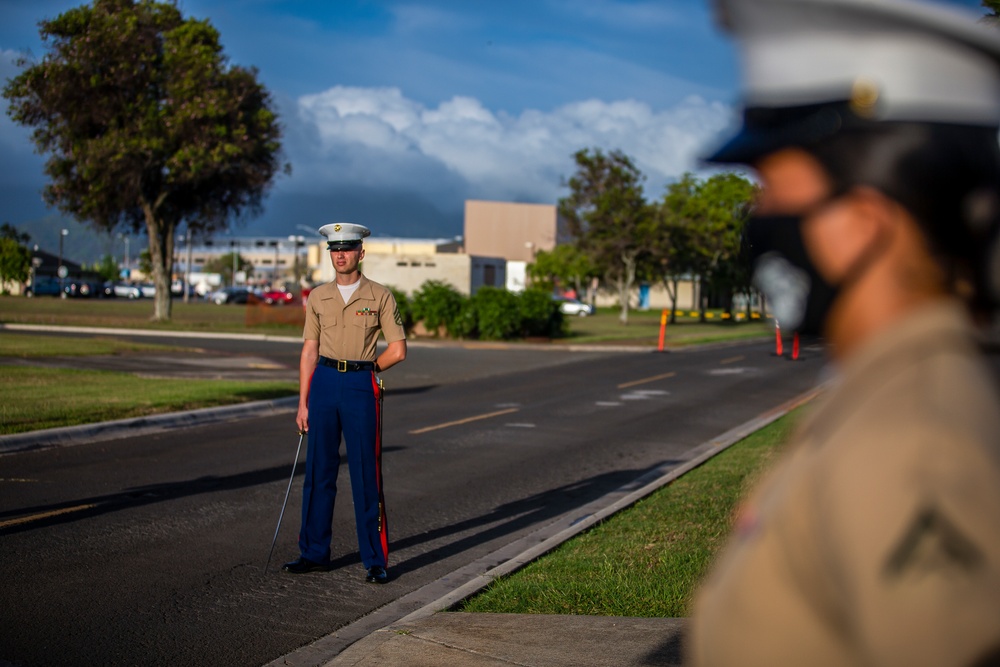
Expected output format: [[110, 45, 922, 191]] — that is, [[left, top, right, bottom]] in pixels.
[[337, 359, 348, 372]]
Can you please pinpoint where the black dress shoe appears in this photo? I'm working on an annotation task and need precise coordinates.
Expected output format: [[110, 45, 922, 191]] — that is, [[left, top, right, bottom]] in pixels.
[[365, 566, 388, 584], [281, 557, 329, 574]]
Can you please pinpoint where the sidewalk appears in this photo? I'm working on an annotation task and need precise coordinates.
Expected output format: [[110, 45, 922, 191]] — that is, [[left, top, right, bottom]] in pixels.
[[326, 613, 686, 666]]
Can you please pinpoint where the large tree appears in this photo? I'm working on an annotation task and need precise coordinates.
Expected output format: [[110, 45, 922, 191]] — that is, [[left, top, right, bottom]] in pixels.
[[652, 174, 700, 323], [671, 173, 756, 320], [0, 224, 32, 292], [4, 0, 287, 320], [559, 148, 654, 324], [527, 243, 598, 299]]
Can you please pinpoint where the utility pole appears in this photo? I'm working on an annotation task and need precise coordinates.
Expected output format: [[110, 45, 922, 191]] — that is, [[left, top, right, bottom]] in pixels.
[[57, 229, 68, 294]]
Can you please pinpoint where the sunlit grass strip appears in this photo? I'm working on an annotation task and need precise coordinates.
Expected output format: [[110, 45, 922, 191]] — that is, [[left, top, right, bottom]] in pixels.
[[0, 366, 296, 435], [460, 409, 803, 618], [0, 332, 179, 357], [561, 308, 771, 346]]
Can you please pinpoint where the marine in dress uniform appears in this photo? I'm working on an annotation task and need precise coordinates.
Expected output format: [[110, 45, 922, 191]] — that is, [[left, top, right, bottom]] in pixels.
[[688, 1, 1000, 665], [282, 223, 407, 584]]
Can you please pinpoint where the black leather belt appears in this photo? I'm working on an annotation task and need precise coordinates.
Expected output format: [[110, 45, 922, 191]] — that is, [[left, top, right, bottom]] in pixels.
[[318, 356, 376, 372]]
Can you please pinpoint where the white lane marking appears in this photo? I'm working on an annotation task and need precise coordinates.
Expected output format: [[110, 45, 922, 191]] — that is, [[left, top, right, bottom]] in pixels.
[[620, 389, 670, 401], [708, 367, 749, 376]]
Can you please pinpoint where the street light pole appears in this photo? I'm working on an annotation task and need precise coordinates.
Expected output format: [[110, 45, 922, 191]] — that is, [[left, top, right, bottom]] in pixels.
[[58, 229, 68, 293], [185, 229, 193, 301], [117, 233, 130, 278], [288, 235, 304, 286], [31, 246, 41, 296], [231, 239, 238, 287], [178, 230, 193, 303], [272, 240, 280, 288]]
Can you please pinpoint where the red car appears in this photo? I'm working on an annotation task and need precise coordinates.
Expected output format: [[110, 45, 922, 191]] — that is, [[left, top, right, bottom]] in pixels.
[[261, 289, 295, 305]]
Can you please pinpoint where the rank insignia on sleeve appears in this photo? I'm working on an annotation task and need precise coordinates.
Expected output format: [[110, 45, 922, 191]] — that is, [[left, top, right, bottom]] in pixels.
[[884, 506, 982, 579]]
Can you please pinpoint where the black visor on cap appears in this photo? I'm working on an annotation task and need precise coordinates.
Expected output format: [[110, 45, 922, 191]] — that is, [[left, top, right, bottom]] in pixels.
[[327, 240, 362, 250], [705, 100, 876, 165]]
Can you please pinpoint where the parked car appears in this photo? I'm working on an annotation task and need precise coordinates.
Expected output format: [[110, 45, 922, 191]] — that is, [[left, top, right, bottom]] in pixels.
[[138, 283, 156, 298], [113, 282, 143, 299], [210, 286, 256, 305], [63, 278, 104, 298], [261, 289, 294, 306], [170, 281, 198, 298], [24, 276, 64, 297], [553, 295, 594, 316]]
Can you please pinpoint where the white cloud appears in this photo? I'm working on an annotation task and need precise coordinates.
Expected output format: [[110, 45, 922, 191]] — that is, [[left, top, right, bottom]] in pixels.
[[287, 85, 736, 206]]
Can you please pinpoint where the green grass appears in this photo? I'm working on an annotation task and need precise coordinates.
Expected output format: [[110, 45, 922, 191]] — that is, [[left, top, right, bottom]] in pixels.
[[0, 366, 296, 435], [560, 307, 770, 347], [0, 332, 181, 357], [1, 296, 772, 347], [459, 408, 803, 617], [0, 295, 305, 334]]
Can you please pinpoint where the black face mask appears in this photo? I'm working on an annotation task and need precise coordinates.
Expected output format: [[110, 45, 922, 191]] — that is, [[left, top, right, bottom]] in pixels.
[[743, 215, 839, 336]]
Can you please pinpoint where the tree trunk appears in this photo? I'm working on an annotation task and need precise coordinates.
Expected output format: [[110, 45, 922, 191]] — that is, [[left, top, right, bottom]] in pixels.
[[699, 276, 707, 323], [143, 208, 175, 322], [618, 252, 637, 326], [663, 275, 679, 324]]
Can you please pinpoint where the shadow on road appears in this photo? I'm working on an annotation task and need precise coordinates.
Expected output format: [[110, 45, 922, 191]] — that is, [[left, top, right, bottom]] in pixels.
[[0, 447, 401, 535], [386, 461, 682, 578]]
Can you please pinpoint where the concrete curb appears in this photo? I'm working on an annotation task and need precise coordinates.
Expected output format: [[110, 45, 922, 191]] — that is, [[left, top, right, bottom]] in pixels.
[[0, 322, 303, 344], [266, 385, 824, 667], [0, 322, 769, 355], [0, 396, 298, 455]]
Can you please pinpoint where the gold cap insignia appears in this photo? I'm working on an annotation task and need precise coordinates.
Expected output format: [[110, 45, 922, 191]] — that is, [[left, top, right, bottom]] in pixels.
[[334, 224, 342, 232]]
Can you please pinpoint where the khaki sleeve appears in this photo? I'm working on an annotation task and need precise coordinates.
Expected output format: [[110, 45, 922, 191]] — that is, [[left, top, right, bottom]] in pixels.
[[379, 290, 406, 343], [303, 293, 321, 341], [822, 424, 1000, 667]]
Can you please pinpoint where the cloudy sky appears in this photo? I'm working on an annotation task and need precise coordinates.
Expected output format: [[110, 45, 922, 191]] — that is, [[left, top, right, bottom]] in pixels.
[[0, 0, 742, 245]]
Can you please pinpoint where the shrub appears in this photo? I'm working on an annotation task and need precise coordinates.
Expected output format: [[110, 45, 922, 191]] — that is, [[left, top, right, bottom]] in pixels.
[[519, 288, 566, 338], [469, 286, 522, 340], [386, 285, 414, 333], [411, 280, 467, 336], [450, 299, 479, 339]]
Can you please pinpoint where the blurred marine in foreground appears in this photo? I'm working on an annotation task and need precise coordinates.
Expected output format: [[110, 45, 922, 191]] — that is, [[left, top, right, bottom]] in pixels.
[[689, 0, 1000, 665]]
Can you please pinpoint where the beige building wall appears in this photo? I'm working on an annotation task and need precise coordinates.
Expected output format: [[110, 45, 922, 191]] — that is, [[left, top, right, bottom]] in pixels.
[[359, 253, 505, 296], [592, 280, 698, 311], [464, 200, 567, 262]]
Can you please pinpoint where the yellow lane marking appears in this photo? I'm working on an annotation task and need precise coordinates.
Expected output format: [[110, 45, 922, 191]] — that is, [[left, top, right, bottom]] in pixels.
[[720, 355, 745, 365], [0, 503, 98, 530], [409, 408, 520, 435], [618, 372, 676, 389]]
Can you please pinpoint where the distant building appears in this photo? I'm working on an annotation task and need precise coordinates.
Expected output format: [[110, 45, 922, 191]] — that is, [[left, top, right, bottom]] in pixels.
[[314, 237, 505, 296], [175, 235, 309, 287], [463, 200, 569, 263]]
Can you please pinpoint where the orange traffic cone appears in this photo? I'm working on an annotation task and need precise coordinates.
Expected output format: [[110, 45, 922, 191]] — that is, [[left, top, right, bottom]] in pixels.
[[791, 331, 800, 360], [774, 320, 783, 357]]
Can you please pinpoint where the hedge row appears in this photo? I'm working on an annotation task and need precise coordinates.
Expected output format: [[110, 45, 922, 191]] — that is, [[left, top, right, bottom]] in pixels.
[[388, 280, 566, 341]]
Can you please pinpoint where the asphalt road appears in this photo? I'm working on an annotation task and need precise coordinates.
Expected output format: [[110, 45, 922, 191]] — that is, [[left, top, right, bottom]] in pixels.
[[0, 333, 825, 667]]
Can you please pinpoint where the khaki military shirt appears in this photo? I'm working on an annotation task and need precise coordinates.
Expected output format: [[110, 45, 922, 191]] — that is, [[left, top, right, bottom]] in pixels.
[[303, 275, 406, 361], [689, 301, 1000, 667]]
